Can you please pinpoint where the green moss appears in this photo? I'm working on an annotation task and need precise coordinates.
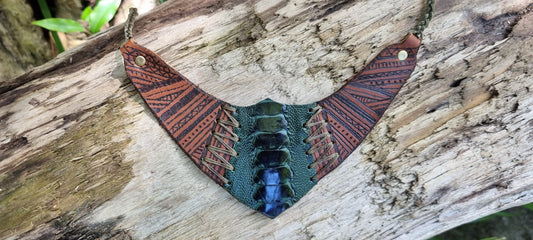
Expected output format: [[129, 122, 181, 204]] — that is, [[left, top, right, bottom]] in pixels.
[[0, 99, 133, 238], [0, 0, 52, 81]]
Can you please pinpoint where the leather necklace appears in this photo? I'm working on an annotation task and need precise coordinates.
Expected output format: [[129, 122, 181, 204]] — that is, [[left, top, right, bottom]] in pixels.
[[121, 1, 434, 218]]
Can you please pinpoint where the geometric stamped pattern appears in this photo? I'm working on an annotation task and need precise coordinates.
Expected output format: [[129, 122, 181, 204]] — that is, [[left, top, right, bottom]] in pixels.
[[121, 33, 421, 217], [121, 40, 226, 184], [315, 34, 421, 180]]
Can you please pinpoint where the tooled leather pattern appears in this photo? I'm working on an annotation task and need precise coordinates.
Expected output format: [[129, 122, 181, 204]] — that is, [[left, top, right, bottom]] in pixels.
[[121, 40, 228, 185], [315, 34, 421, 180]]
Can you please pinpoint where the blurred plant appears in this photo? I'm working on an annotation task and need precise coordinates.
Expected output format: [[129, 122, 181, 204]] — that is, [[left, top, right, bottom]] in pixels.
[[427, 203, 533, 240], [32, 0, 121, 52], [471, 211, 514, 223], [523, 203, 533, 211], [429, 234, 506, 240]]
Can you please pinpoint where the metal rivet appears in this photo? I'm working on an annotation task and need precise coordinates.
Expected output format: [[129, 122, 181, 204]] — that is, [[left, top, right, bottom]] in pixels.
[[135, 55, 146, 66], [398, 50, 408, 61]]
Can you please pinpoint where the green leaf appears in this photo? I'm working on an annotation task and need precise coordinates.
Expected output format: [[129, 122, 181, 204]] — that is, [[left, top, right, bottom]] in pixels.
[[32, 18, 86, 33], [492, 211, 514, 217], [88, 0, 121, 33], [523, 203, 533, 211], [36, 0, 64, 52], [81, 6, 92, 21]]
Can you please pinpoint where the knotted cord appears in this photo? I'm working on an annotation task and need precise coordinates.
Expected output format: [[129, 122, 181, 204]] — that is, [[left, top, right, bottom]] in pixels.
[[124, 8, 138, 40], [413, 0, 435, 39]]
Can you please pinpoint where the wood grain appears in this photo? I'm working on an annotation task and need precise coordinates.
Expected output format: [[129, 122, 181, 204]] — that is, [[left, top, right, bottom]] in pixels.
[[1, 0, 532, 239]]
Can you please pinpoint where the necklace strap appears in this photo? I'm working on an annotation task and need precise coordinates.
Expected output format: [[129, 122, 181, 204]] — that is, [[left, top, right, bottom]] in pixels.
[[124, 8, 138, 40], [413, 0, 435, 39]]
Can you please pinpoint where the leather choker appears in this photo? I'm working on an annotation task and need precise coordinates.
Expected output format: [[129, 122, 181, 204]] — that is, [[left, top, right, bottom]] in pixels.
[[121, 1, 433, 218]]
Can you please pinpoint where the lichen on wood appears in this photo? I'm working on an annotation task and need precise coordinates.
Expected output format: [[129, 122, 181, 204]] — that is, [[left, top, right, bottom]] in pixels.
[[0, 99, 133, 238]]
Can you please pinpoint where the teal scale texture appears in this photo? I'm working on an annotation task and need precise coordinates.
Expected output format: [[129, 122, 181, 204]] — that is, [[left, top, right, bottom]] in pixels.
[[225, 99, 317, 218]]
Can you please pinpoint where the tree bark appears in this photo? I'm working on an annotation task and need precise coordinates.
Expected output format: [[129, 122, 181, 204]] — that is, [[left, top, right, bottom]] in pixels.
[[0, 0, 52, 82], [1, 0, 532, 239]]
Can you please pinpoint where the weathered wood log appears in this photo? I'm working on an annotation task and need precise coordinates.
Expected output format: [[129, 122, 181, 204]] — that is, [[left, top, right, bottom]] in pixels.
[[1, 0, 532, 239]]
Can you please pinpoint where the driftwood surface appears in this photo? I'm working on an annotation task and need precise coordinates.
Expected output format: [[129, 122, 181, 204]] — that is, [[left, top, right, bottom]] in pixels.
[[1, 0, 533, 239]]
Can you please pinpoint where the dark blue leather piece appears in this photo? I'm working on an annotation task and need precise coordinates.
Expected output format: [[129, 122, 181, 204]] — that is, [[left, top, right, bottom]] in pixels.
[[253, 131, 289, 149], [255, 150, 290, 167]]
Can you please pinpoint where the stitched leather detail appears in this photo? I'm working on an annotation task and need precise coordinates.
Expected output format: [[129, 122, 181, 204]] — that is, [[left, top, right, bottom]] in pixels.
[[121, 39, 231, 185], [201, 105, 238, 185], [304, 105, 338, 180]]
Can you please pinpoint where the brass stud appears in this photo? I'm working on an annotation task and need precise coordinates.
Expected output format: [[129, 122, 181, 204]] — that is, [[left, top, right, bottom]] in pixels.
[[135, 55, 146, 66], [398, 50, 408, 61]]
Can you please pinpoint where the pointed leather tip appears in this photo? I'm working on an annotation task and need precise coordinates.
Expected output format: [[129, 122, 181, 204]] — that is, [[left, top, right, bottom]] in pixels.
[[402, 33, 422, 48], [120, 38, 136, 54]]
